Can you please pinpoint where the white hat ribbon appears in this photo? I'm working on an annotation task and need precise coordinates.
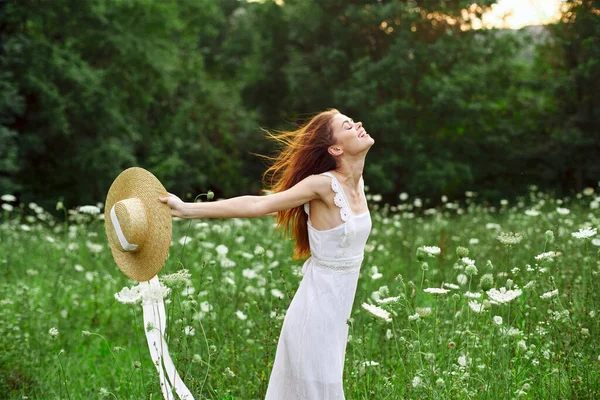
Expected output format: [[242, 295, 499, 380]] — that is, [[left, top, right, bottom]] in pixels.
[[110, 204, 139, 251]]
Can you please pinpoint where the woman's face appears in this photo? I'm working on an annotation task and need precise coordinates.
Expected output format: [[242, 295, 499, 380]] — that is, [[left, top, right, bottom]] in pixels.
[[329, 113, 374, 157]]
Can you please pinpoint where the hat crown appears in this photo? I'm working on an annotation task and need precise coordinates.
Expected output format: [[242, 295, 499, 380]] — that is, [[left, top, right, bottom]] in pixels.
[[108, 198, 148, 252]]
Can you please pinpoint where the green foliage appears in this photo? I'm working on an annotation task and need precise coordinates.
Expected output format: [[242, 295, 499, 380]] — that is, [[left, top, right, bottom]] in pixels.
[[0, 0, 599, 210]]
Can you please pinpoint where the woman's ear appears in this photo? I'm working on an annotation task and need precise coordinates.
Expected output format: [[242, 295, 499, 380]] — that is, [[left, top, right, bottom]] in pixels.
[[328, 145, 343, 157]]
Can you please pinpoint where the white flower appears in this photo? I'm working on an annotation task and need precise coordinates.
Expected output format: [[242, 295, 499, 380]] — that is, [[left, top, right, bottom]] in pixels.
[[422, 246, 441, 256], [48, 327, 59, 337], [235, 310, 247, 320], [415, 307, 432, 317], [496, 231, 523, 245], [486, 287, 522, 303], [540, 289, 559, 300], [215, 244, 229, 256], [493, 316, 503, 325], [444, 283, 460, 290], [535, 251, 560, 261], [457, 273, 468, 286], [458, 355, 468, 367], [399, 192, 408, 201], [184, 326, 195, 336], [385, 329, 393, 340], [408, 313, 420, 321], [469, 238, 479, 245], [376, 296, 401, 304], [362, 360, 380, 367], [361, 303, 392, 322], [74, 264, 85, 272], [412, 376, 422, 388], [525, 209, 540, 216], [2, 204, 14, 212], [271, 289, 284, 299], [556, 207, 570, 215], [115, 286, 143, 304], [370, 266, 383, 280], [79, 205, 101, 215], [424, 287, 450, 295], [179, 236, 192, 246], [464, 291, 482, 299], [572, 227, 597, 239], [468, 300, 485, 313], [1, 194, 16, 202]]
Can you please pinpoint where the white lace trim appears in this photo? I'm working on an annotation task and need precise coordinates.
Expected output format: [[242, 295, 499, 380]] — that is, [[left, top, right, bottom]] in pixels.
[[302, 254, 364, 275]]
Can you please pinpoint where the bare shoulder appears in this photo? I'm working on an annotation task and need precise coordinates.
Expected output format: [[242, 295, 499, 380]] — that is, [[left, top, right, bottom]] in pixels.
[[304, 173, 334, 202]]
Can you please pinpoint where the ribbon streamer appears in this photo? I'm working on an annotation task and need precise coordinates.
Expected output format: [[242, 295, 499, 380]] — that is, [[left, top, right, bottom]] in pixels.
[[140, 276, 194, 400]]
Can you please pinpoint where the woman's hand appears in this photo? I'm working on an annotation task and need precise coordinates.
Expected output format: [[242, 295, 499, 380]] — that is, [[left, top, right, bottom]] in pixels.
[[158, 192, 187, 218]]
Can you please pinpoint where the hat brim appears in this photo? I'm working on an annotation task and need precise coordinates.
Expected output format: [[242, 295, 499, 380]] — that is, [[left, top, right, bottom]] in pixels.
[[104, 167, 172, 282]]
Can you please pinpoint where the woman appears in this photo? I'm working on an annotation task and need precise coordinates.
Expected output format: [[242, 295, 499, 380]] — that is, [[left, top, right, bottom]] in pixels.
[[159, 108, 375, 399]]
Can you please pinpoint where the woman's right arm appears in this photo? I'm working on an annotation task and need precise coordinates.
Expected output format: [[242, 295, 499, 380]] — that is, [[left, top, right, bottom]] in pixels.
[[159, 174, 327, 219]]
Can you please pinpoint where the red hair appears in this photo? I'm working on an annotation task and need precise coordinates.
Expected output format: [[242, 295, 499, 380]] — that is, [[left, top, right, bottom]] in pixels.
[[258, 109, 340, 260]]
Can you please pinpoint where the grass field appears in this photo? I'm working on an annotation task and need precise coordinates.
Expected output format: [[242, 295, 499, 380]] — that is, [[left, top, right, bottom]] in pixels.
[[1, 186, 599, 399]]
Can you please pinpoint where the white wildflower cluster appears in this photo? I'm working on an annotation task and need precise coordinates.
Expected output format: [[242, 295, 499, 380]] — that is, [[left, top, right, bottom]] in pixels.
[[496, 231, 523, 246], [535, 251, 560, 262], [486, 287, 522, 304], [114, 280, 171, 304], [468, 300, 486, 313], [160, 269, 192, 287], [424, 287, 450, 295], [361, 303, 392, 322], [571, 227, 597, 239], [79, 205, 101, 215], [422, 246, 441, 257], [370, 265, 383, 280], [540, 289, 559, 300], [371, 285, 401, 304]]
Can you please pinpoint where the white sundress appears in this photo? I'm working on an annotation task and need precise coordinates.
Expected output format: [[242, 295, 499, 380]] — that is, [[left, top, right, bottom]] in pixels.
[[265, 171, 372, 400]]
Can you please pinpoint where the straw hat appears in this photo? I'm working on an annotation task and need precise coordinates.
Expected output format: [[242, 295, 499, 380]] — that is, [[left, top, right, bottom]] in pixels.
[[104, 167, 172, 282]]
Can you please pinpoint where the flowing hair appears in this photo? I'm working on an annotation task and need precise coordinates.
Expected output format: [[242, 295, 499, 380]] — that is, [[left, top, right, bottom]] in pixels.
[[256, 109, 340, 260]]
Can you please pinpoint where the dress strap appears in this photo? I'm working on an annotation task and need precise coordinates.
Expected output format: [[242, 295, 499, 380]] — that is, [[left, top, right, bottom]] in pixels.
[[319, 172, 351, 222]]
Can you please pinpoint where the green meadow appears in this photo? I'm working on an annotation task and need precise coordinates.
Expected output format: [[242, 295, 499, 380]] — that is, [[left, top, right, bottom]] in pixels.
[[1, 186, 599, 399]]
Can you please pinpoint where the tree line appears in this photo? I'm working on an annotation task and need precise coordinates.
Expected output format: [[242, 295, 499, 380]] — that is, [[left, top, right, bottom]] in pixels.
[[0, 0, 598, 213]]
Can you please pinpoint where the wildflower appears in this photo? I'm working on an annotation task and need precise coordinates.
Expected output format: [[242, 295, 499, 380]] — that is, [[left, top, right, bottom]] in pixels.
[[524, 209, 540, 216], [49, 327, 59, 337], [458, 355, 468, 367], [215, 244, 229, 256], [178, 236, 192, 246], [361, 303, 392, 322], [493, 316, 503, 325], [79, 205, 101, 215], [468, 301, 485, 313], [99, 388, 110, 398], [424, 287, 449, 295], [444, 282, 460, 290], [496, 231, 523, 246], [556, 207, 570, 215], [376, 296, 401, 304], [540, 289, 559, 300], [535, 251, 560, 261], [457, 273, 468, 286], [544, 230, 554, 242], [271, 289, 284, 299], [399, 192, 408, 201], [362, 360, 380, 367], [464, 291, 482, 299], [386, 329, 393, 340], [254, 245, 265, 256], [469, 238, 479, 245], [224, 367, 236, 377], [486, 287, 522, 303], [206, 190, 215, 200], [2, 204, 13, 212], [415, 307, 432, 317], [464, 262, 478, 276], [456, 246, 469, 258], [235, 310, 247, 320], [436, 378, 445, 388], [1, 194, 16, 202], [571, 227, 597, 239], [422, 246, 441, 257], [412, 376, 422, 388], [184, 326, 195, 336], [161, 269, 192, 287], [408, 313, 420, 321], [370, 266, 383, 280], [81, 330, 91, 337]]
